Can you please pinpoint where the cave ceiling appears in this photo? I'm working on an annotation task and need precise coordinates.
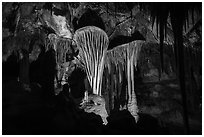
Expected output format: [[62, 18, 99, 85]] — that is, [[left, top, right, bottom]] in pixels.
[[2, 2, 202, 51]]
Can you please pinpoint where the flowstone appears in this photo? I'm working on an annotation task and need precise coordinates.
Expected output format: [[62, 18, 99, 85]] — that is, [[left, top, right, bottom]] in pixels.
[[80, 92, 108, 125]]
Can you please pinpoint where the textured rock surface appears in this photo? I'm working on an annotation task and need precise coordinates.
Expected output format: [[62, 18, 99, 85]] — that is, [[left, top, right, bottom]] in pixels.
[[80, 94, 108, 125], [2, 2, 202, 134]]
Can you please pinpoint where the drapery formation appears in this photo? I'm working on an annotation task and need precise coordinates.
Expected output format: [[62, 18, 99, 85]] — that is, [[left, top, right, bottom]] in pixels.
[[73, 26, 109, 96], [48, 33, 73, 84], [104, 40, 144, 122], [56, 38, 72, 64]]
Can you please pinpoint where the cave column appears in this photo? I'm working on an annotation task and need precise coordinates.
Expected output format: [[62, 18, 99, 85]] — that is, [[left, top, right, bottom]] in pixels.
[[127, 44, 139, 123], [74, 26, 109, 96]]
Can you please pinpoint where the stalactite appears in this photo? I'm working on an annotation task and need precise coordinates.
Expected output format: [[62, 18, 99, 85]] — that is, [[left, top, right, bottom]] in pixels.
[[104, 40, 143, 122], [156, 18, 159, 38], [116, 63, 120, 102], [14, 7, 21, 36], [186, 10, 189, 29], [159, 21, 164, 72], [128, 42, 140, 122], [74, 26, 109, 125], [103, 67, 110, 114], [47, 34, 73, 86], [171, 7, 190, 134], [48, 33, 58, 51], [191, 8, 194, 25], [126, 44, 131, 102], [74, 26, 109, 96]]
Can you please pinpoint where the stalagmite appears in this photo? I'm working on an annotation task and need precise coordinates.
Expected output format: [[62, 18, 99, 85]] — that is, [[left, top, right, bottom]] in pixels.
[[73, 26, 109, 96]]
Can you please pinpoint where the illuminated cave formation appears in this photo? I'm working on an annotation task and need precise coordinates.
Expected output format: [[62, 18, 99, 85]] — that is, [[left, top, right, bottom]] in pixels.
[[74, 26, 109, 96], [104, 40, 144, 122], [2, 2, 202, 135]]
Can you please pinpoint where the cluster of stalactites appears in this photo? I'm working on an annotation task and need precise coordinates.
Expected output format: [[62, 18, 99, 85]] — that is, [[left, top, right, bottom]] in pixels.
[[104, 40, 143, 81], [73, 26, 109, 96], [104, 40, 144, 123], [48, 33, 72, 64], [47, 33, 73, 86], [56, 38, 72, 64]]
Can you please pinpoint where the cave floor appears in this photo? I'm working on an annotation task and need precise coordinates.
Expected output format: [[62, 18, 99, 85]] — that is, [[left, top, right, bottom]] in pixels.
[[2, 79, 202, 135]]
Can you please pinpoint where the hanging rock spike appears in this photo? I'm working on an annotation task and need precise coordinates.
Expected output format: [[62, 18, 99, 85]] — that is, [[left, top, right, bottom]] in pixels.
[[105, 40, 143, 123]]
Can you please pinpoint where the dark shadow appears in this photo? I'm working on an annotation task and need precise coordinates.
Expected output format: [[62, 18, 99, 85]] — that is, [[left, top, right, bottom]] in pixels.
[[108, 30, 145, 50], [41, 47, 57, 103], [68, 67, 86, 99], [73, 8, 106, 31], [2, 51, 19, 82], [29, 44, 45, 85]]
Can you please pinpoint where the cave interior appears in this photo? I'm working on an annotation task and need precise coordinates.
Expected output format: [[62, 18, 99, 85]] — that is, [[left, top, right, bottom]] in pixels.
[[2, 2, 202, 135]]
